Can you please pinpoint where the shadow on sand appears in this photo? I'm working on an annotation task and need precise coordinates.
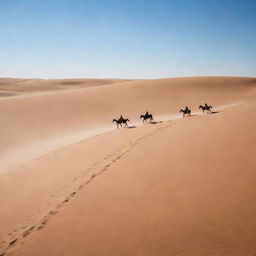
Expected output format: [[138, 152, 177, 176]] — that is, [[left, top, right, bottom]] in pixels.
[[209, 111, 219, 114], [127, 125, 137, 129], [149, 121, 163, 124]]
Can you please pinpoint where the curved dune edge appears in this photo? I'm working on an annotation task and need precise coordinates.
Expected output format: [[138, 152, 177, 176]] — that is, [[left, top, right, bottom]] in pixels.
[[0, 99, 256, 256], [0, 78, 133, 95], [0, 76, 255, 173]]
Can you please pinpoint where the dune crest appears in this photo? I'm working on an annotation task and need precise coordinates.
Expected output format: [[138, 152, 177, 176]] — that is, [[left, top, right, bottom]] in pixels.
[[0, 76, 255, 172], [0, 76, 255, 256]]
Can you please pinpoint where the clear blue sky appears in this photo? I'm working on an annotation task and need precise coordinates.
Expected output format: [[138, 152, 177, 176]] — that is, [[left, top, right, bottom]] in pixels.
[[0, 0, 255, 78]]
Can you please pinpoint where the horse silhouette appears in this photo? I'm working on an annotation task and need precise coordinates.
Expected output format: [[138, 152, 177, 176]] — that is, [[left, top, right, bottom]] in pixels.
[[140, 113, 154, 123], [112, 118, 130, 128], [180, 108, 191, 117], [199, 104, 212, 113]]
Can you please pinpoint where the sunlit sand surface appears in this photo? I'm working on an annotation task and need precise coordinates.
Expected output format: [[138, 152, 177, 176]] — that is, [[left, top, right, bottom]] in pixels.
[[0, 76, 255, 256]]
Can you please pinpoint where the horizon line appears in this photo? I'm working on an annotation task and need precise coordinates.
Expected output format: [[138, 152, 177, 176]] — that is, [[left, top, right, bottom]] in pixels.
[[1, 75, 255, 80]]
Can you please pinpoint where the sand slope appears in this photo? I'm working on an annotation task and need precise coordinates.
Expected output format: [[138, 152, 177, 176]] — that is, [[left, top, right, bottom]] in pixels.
[[0, 77, 255, 172], [3, 100, 256, 256], [0, 78, 132, 95], [0, 77, 255, 255]]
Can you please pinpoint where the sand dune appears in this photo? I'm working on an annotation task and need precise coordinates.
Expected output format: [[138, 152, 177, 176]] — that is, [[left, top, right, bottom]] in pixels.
[[0, 77, 255, 172], [0, 78, 132, 95], [0, 77, 255, 255]]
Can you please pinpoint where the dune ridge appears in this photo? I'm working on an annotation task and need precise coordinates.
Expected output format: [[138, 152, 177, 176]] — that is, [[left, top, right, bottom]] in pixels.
[[0, 78, 133, 95], [0, 76, 255, 256], [0, 99, 255, 256], [0, 77, 255, 173]]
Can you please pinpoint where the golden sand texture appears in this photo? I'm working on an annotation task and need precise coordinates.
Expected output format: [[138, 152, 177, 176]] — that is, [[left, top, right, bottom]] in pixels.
[[0, 77, 255, 255]]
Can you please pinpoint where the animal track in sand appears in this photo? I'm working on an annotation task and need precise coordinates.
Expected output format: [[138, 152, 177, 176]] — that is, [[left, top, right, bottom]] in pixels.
[[9, 239, 17, 247], [1, 129, 162, 254], [0, 107, 223, 256], [22, 226, 35, 238]]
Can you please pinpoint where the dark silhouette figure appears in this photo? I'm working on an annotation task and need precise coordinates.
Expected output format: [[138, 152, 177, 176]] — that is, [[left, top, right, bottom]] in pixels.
[[140, 111, 154, 123], [112, 117, 130, 128], [199, 104, 212, 113], [180, 107, 191, 117]]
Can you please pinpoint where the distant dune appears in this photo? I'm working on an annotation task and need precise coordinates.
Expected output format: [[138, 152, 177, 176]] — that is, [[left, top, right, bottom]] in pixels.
[[0, 78, 132, 96], [0, 76, 255, 256], [0, 76, 255, 171]]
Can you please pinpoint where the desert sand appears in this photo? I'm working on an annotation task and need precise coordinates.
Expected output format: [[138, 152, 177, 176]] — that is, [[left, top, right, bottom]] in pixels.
[[0, 77, 256, 256]]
